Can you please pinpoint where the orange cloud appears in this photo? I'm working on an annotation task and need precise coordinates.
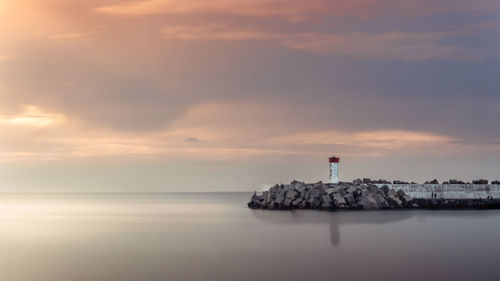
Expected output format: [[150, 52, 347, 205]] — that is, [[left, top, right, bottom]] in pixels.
[[0, 105, 65, 127], [162, 25, 286, 41], [96, 0, 499, 20], [0, 103, 499, 163], [96, 0, 372, 20], [50, 32, 95, 41], [273, 130, 454, 148]]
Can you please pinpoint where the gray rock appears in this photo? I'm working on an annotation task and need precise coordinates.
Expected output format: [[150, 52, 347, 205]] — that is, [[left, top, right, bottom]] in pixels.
[[333, 194, 347, 206], [311, 198, 321, 209], [296, 185, 307, 194], [473, 179, 488, 184], [380, 185, 390, 196], [393, 180, 409, 184], [321, 195, 332, 203], [353, 179, 362, 184], [325, 188, 336, 195], [286, 190, 298, 200], [345, 185, 358, 194], [321, 195, 332, 208], [396, 189, 406, 198], [282, 199, 293, 208], [343, 193, 355, 205], [262, 191, 270, 205], [299, 199, 308, 208], [292, 197, 303, 207], [308, 188, 323, 202], [374, 192, 389, 208], [387, 194, 402, 207], [304, 189, 311, 201], [359, 193, 379, 209], [267, 201, 278, 209]]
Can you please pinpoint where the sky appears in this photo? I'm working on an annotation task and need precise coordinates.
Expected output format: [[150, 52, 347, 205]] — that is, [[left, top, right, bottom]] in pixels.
[[0, 0, 499, 192]]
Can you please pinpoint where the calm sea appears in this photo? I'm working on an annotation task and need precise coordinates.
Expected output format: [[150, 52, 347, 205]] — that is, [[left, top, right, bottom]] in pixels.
[[1, 192, 499, 281]]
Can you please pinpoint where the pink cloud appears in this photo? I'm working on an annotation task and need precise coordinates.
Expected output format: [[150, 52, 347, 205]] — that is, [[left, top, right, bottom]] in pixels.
[[96, 0, 499, 20], [162, 25, 484, 61], [96, 0, 374, 20]]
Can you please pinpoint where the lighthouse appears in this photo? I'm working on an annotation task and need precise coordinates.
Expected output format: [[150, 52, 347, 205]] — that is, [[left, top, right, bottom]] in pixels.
[[329, 156, 340, 184]]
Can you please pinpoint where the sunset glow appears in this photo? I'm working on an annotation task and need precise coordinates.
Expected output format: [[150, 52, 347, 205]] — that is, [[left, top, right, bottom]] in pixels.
[[0, 0, 499, 191]]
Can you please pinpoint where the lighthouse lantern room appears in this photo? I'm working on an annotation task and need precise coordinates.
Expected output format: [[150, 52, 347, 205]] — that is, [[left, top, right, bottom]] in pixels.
[[329, 156, 340, 184]]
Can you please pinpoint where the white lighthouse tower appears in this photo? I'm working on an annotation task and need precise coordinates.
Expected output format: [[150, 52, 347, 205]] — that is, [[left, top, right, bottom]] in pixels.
[[329, 156, 340, 184]]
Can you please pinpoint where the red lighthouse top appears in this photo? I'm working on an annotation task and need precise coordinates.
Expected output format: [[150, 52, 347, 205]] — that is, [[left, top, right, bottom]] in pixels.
[[329, 156, 340, 163]]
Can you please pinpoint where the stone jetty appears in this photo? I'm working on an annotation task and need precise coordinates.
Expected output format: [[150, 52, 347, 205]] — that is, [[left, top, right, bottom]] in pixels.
[[248, 180, 500, 210]]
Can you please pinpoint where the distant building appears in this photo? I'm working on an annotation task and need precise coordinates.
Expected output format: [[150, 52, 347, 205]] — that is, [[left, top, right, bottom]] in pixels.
[[329, 156, 340, 184]]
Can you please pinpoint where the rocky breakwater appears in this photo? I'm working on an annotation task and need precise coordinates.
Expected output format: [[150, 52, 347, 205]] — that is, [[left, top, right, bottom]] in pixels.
[[248, 181, 500, 210]]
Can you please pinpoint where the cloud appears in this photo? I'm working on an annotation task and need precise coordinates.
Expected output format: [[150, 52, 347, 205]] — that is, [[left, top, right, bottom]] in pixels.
[[1, 0, 498, 162], [162, 25, 285, 41], [184, 137, 201, 143], [272, 130, 454, 148], [96, 0, 373, 20], [2, 102, 498, 164], [50, 32, 95, 41], [282, 32, 484, 61], [96, 0, 500, 21], [162, 25, 484, 61], [0, 105, 65, 127]]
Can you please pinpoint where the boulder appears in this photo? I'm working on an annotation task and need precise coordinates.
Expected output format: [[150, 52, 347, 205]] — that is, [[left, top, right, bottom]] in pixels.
[[380, 185, 390, 196], [359, 193, 379, 209], [296, 185, 307, 194], [387, 194, 402, 208], [261, 191, 270, 205], [308, 188, 323, 202], [298, 199, 308, 209], [325, 187, 337, 195], [333, 194, 347, 206], [393, 180, 409, 184], [375, 179, 391, 184], [343, 193, 355, 205], [267, 201, 279, 209], [472, 179, 488, 184], [321, 195, 332, 208], [286, 190, 299, 200], [274, 195, 285, 204], [304, 189, 311, 201], [282, 199, 293, 208], [373, 192, 389, 208], [247, 193, 262, 208], [345, 185, 358, 194], [311, 198, 322, 209], [290, 180, 305, 187], [292, 197, 303, 207], [353, 179, 362, 184], [396, 189, 406, 199]]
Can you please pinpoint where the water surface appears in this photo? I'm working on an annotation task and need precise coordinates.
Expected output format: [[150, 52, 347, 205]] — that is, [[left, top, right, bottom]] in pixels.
[[1, 192, 499, 281]]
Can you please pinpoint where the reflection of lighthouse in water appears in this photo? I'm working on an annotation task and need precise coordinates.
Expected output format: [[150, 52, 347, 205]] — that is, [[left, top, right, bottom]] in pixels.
[[329, 156, 340, 184], [250, 210, 414, 247]]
